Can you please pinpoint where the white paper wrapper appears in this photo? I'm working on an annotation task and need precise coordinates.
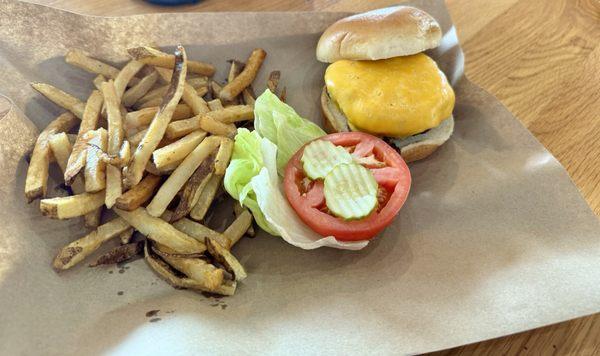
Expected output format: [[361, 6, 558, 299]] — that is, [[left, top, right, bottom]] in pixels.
[[0, 0, 599, 354]]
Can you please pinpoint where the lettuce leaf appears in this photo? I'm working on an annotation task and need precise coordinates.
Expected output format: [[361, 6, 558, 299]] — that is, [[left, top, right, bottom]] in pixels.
[[223, 128, 278, 235], [254, 89, 326, 175]]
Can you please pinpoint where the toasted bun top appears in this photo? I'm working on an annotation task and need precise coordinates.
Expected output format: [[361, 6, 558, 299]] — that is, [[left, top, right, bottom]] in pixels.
[[316, 6, 442, 63]]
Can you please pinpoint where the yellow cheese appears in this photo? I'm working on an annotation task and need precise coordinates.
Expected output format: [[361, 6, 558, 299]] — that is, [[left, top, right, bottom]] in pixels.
[[324, 53, 455, 138]]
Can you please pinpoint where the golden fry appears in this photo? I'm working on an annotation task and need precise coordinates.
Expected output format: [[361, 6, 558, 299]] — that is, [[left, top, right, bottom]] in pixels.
[[220, 48, 266, 101], [128, 46, 215, 76], [227, 59, 244, 84], [40, 191, 105, 219], [160, 253, 224, 291], [114, 60, 145, 100], [53, 217, 130, 270], [93, 75, 106, 90], [146, 136, 220, 217], [64, 90, 103, 184], [125, 104, 192, 130], [136, 76, 206, 107], [206, 237, 247, 281], [171, 156, 215, 222], [242, 86, 256, 106], [164, 117, 198, 140], [122, 70, 158, 107], [124, 46, 187, 188], [189, 174, 222, 221], [223, 209, 253, 249], [207, 99, 224, 111], [31, 83, 85, 119], [152, 130, 206, 170], [115, 173, 161, 211], [65, 49, 120, 79], [214, 137, 233, 175], [114, 207, 205, 254], [171, 217, 229, 247], [84, 129, 108, 192], [198, 116, 237, 137], [101, 80, 124, 208], [205, 105, 254, 124], [182, 83, 209, 115], [25, 112, 78, 202]]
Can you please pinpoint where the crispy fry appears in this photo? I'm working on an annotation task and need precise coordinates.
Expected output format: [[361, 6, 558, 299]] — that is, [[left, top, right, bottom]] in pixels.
[[207, 99, 224, 111], [114, 207, 205, 254], [119, 227, 134, 244], [242, 86, 256, 106], [223, 209, 253, 248], [205, 105, 254, 124], [125, 104, 192, 131], [189, 174, 222, 221], [31, 83, 85, 119], [101, 80, 124, 208], [124, 46, 187, 188], [182, 83, 210, 115], [164, 117, 198, 139], [206, 237, 247, 281], [64, 90, 103, 184], [171, 154, 215, 221], [40, 191, 105, 219], [171, 217, 230, 247], [159, 253, 224, 291], [220, 48, 266, 101], [128, 46, 215, 76], [196, 86, 208, 97], [114, 60, 145, 100], [25, 112, 78, 202], [214, 137, 233, 175], [199, 116, 237, 137], [144, 242, 235, 295], [136, 76, 206, 107], [53, 217, 130, 270], [89, 240, 143, 267], [210, 81, 222, 99], [65, 49, 120, 79], [267, 70, 280, 93], [152, 130, 206, 170], [115, 173, 161, 211], [166, 115, 236, 139], [84, 129, 108, 192], [146, 136, 220, 217], [233, 204, 255, 237], [122, 70, 158, 107], [93, 75, 106, 90], [227, 59, 244, 84]]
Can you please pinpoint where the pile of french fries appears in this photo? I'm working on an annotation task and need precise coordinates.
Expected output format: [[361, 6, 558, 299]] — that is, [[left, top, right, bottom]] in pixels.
[[24, 45, 277, 296]]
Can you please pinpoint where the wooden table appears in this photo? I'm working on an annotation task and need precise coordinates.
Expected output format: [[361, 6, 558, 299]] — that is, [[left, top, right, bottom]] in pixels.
[[25, 0, 600, 354]]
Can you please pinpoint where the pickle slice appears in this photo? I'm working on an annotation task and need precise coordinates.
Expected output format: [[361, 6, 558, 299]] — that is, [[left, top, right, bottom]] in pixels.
[[324, 163, 378, 220], [301, 139, 353, 179]]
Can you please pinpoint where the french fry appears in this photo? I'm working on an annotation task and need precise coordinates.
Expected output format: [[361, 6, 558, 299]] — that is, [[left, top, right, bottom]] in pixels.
[[127, 128, 147, 147], [223, 209, 253, 248], [171, 217, 230, 247], [206, 237, 247, 281], [152, 130, 206, 170], [267, 70, 280, 93], [101, 80, 124, 208], [227, 59, 244, 84], [122, 70, 158, 107], [124, 46, 187, 189], [84, 129, 107, 192], [182, 83, 210, 115], [210, 81, 223, 99], [220, 48, 267, 102], [53, 217, 131, 270], [242, 86, 256, 106], [93, 75, 106, 90], [64, 90, 103, 184], [128, 46, 215, 76], [196, 86, 208, 97], [159, 253, 224, 291], [119, 227, 134, 244], [136, 97, 162, 109], [114, 173, 161, 211], [31, 83, 85, 119], [48, 132, 102, 226], [136, 76, 206, 107], [114, 60, 145, 100], [199, 115, 237, 137], [205, 105, 254, 124], [89, 240, 143, 267], [233, 204, 255, 237], [164, 117, 198, 139], [144, 242, 235, 295], [65, 49, 120, 79], [25, 112, 78, 202], [40, 191, 105, 219], [125, 104, 192, 130], [207, 99, 224, 111], [170, 154, 215, 221], [114, 207, 206, 254], [189, 174, 222, 221], [214, 137, 233, 175], [146, 136, 220, 217]]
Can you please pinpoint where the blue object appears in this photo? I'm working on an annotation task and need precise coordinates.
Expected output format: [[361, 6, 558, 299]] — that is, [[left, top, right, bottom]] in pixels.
[[145, 0, 200, 5]]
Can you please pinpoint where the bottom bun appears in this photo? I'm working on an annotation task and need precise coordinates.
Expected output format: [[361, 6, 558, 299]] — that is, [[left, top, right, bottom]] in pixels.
[[321, 86, 453, 162]]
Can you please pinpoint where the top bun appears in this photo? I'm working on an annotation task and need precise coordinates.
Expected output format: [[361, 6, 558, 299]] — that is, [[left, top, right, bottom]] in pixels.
[[316, 6, 442, 63]]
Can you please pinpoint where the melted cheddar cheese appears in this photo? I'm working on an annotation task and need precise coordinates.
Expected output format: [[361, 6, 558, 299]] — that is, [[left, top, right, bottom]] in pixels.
[[324, 53, 455, 138]]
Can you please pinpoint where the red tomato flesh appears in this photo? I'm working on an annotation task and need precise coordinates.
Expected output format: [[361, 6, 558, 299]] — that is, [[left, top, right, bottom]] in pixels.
[[284, 132, 411, 241]]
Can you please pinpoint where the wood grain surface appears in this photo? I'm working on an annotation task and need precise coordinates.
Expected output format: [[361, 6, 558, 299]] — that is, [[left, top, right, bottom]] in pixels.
[[19, 0, 600, 354]]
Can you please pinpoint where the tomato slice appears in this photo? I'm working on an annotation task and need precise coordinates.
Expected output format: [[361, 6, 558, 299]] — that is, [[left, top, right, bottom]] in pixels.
[[284, 132, 411, 241]]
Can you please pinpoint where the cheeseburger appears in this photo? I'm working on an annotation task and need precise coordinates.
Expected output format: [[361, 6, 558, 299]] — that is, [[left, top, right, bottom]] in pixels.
[[317, 6, 455, 162]]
